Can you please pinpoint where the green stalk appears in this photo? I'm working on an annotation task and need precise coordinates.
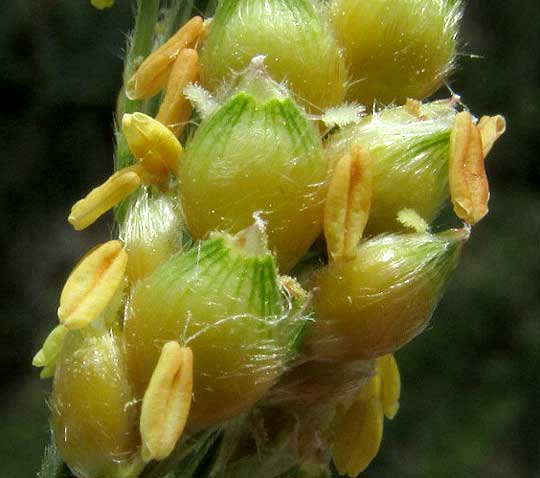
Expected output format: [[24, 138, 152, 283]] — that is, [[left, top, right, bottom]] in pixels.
[[114, 0, 161, 223], [38, 442, 66, 478], [116, 0, 161, 172], [124, 0, 161, 116]]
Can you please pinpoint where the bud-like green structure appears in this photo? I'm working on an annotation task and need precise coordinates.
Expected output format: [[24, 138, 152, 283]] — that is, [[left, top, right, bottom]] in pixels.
[[179, 66, 327, 272], [325, 101, 456, 235], [124, 224, 306, 429], [120, 188, 183, 283], [200, 0, 347, 112], [330, 0, 462, 106], [306, 229, 467, 361], [51, 325, 141, 478]]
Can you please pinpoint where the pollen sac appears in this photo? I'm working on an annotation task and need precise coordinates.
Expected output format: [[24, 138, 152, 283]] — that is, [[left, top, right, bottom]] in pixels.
[[140, 343, 193, 462], [325, 100, 457, 235], [155, 48, 200, 137], [378, 354, 400, 420], [332, 388, 384, 476], [329, 0, 462, 107], [51, 325, 142, 478], [199, 0, 347, 112], [69, 168, 141, 231], [449, 111, 489, 225], [120, 188, 183, 284], [306, 229, 468, 361], [124, 224, 307, 429], [328, 355, 398, 476], [32, 324, 68, 379], [57, 240, 128, 330], [126, 16, 204, 100], [478, 115, 506, 157], [179, 68, 327, 272], [122, 112, 183, 176]]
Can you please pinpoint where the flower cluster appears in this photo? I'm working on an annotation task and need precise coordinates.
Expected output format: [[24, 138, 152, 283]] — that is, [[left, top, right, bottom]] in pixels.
[[35, 1, 505, 477]]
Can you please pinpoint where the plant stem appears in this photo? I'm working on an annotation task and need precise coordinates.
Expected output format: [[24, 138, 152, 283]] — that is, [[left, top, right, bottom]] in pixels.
[[124, 0, 161, 115], [116, 0, 161, 172], [38, 442, 67, 478], [114, 0, 161, 223]]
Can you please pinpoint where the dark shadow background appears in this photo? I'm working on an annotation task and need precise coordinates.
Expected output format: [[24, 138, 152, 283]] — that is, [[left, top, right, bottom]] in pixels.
[[1, 1, 539, 476]]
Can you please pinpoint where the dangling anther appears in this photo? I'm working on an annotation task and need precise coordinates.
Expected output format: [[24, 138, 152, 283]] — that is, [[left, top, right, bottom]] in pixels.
[[32, 324, 68, 379], [127, 16, 204, 100], [156, 48, 200, 137], [324, 147, 373, 262], [449, 111, 489, 225], [68, 113, 183, 230], [69, 168, 141, 230], [378, 354, 400, 420], [122, 112, 183, 174], [57, 240, 128, 329], [332, 381, 384, 476], [477, 115, 506, 157], [140, 342, 193, 462]]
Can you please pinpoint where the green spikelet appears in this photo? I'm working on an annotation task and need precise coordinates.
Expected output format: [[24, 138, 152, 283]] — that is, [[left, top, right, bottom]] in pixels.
[[306, 229, 467, 361], [200, 0, 347, 112], [325, 100, 456, 234], [330, 0, 462, 106], [124, 224, 307, 429], [179, 64, 327, 272], [50, 325, 142, 478]]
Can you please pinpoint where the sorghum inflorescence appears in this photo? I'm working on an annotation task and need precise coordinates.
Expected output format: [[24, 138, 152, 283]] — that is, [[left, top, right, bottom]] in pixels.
[[34, 1, 506, 477]]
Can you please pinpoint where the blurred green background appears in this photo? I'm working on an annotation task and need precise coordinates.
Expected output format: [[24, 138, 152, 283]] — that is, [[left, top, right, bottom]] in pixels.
[[1, 1, 538, 476]]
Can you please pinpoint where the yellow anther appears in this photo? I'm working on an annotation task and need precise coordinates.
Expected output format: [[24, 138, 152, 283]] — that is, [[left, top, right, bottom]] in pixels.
[[280, 276, 308, 302], [122, 112, 183, 175], [140, 342, 193, 462], [332, 396, 384, 476], [32, 324, 68, 379], [58, 240, 128, 329], [355, 374, 381, 402], [200, 18, 212, 44], [69, 168, 141, 230], [405, 98, 425, 119], [40, 363, 57, 380], [449, 111, 489, 225], [156, 48, 200, 137], [378, 354, 400, 420], [127, 16, 204, 100], [397, 208, 429, 233], [324, 147, 373, 262], [91, 0, 114, 9], [69, 113, 182, 232], [477, 114, 506, 157]]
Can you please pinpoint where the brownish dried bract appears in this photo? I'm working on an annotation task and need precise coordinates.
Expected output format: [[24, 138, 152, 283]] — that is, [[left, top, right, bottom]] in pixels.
[[449, 111, 489, 225], [324, 147, 373, 262], [58, 240, 128, 329], [156, 48, 200, 137], [478, 115, 506, 157], [140, 342, 193, 462], [127, 16, 204, 100]]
